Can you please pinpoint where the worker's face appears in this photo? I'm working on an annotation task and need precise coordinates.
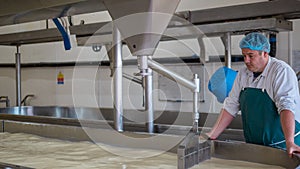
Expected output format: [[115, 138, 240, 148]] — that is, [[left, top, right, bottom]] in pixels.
[[242, 48, 269, 73]]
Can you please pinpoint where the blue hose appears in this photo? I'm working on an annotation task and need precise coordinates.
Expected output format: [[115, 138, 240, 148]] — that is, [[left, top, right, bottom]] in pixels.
[[52, 18, 71, 50]]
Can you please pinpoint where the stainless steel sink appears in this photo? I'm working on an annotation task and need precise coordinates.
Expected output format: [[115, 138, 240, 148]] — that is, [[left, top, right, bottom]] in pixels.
[[0, 106, 102, 120]]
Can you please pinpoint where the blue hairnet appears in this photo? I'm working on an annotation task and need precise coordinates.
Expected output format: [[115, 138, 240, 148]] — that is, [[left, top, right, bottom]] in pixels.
[[208, 66, 238, 103], [239, 32, 270, 53]]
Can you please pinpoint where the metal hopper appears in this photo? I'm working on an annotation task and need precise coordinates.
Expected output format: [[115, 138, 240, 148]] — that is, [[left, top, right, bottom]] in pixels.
[[103, 0, 180, 56]]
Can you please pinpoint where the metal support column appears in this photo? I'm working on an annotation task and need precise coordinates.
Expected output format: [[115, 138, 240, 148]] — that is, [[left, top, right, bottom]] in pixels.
[[145, 67, 154, 133], [112, 25, 123, 132], [222, 32, 232, 68], [288, 32, 293, 66], [15, 45, 21, 107], [137, 55, 154, 133], [193, 74, 200, 133]]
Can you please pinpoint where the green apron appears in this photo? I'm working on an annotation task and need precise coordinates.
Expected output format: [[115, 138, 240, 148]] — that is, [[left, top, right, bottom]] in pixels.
[[239, 87, 300, 150]]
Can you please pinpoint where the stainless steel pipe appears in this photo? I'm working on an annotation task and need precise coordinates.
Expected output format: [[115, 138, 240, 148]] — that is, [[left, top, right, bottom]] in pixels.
[[145, 68, 154, 133], [222, 32, 232, 68], [148, 59, 200, 133], [137, 55, 154, 133], [193, 74, 200, 133], [112, 25, 123, 132], [148, 59, 197, 91], [15, 46, 21, 107]]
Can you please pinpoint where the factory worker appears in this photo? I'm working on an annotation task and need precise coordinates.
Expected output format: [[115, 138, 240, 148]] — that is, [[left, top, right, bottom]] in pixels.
[[206, 32, 300, 157]]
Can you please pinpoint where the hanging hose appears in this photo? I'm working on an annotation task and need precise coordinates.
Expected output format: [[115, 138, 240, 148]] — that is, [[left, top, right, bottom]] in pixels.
[[52, 18, 71, 50]]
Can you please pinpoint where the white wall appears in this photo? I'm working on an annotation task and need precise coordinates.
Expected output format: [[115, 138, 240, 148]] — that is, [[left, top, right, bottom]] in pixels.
[[0, 0, 297, 115]]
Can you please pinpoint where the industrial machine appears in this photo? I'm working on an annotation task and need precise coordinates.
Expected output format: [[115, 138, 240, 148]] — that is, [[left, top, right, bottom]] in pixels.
[[0, 0, 300, 168]]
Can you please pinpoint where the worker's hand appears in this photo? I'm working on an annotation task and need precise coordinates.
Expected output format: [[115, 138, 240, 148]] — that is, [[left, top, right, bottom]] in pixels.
[[286, 141, 300, 158], [199, 132, 216, 141], [199, 133, 210, 140]]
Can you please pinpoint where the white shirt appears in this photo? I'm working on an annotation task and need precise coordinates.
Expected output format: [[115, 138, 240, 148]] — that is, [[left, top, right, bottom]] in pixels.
[[224, 57, 300, 122]]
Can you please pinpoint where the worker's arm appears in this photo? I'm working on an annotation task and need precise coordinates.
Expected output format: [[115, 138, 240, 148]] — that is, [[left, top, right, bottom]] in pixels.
[[280, 110, 300, 157], [206, 109, 235, 140]]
